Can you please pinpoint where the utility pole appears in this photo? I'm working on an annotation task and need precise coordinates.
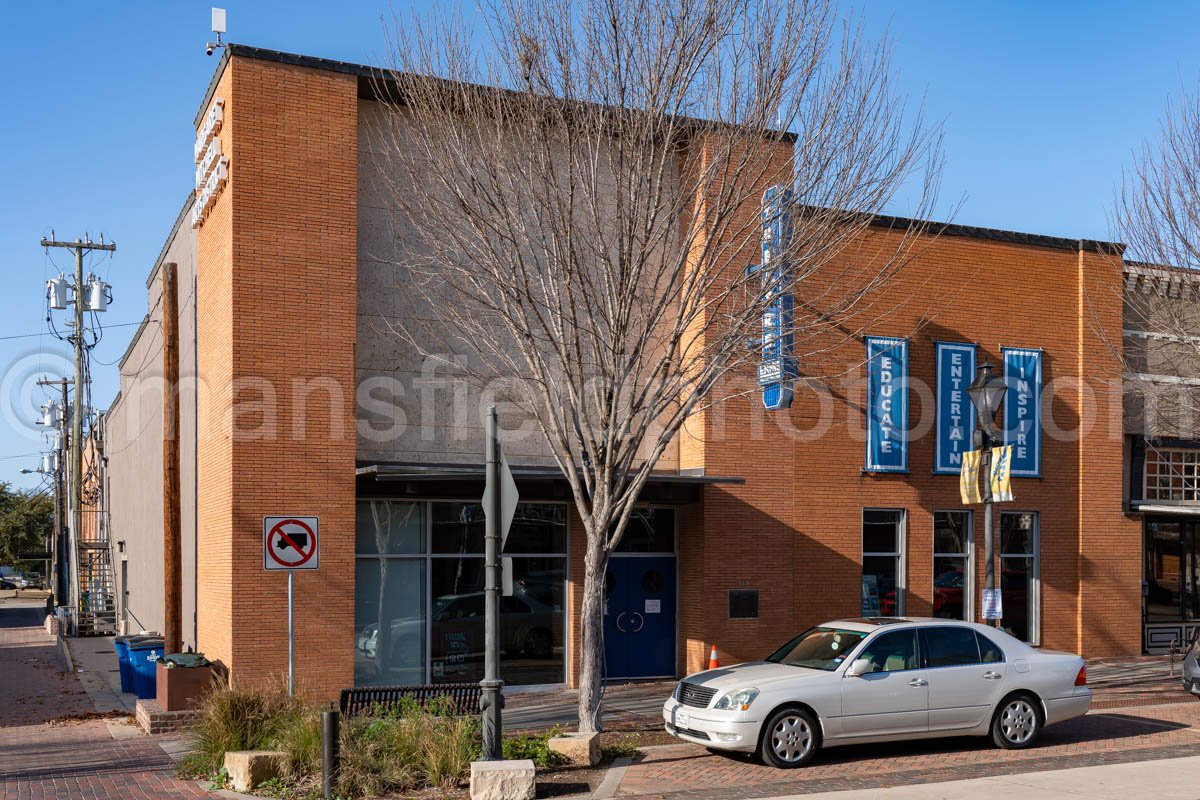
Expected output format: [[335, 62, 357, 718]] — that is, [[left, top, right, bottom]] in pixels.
[[162, 263, 182, 654], [42, 236, 115, 629], [38, 378, 69, 606]]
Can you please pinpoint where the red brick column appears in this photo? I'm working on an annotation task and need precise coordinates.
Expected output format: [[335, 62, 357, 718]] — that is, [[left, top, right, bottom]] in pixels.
[[195, 55, 358, 700]]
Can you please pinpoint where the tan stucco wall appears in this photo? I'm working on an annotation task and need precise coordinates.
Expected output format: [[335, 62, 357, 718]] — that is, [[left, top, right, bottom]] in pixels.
[[106, 199, 200, 646], [354, 99, 682, 472]]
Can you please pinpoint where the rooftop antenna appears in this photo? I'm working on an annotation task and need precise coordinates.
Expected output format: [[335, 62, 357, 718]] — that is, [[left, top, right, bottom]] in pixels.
[[206, 8, 226, 57]]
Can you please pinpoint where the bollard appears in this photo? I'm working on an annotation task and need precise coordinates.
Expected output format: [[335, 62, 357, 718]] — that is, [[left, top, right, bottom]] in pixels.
[[321, 708, 340, 799]]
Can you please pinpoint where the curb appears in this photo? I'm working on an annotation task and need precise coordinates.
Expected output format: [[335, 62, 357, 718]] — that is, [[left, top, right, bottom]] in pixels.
[[195, 780, 259, 799], [56, 630, 75, 673], [592, 756, 632, 800]]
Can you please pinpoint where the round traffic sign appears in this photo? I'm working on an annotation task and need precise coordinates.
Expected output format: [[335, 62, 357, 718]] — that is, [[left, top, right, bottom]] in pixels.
[[265, 518, 317, 569]]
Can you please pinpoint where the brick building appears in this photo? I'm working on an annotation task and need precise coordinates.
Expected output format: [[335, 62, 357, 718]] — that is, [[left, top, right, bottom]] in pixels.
[[104, 44, 1160, 703]]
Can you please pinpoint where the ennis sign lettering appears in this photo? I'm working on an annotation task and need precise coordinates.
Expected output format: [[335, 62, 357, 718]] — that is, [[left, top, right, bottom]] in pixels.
[[191, 98, 228, 228], [752, 185, 798, 410]]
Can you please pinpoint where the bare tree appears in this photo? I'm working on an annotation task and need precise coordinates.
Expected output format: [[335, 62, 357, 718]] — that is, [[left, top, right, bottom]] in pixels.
[[1113, 85, 1200, 442], [371, 0, 941, 732]]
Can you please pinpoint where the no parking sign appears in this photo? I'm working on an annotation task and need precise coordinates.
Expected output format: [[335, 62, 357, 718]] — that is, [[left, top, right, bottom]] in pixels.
[[263, 516, 320, 571]]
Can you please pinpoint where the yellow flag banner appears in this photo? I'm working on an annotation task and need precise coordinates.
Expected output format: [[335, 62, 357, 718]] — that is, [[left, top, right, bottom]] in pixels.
[[991, 445, 1014, 502], [960, 449, 983, 504]]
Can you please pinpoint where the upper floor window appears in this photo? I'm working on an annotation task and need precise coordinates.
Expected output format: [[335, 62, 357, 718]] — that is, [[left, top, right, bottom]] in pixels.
[[1144, 447, 1200, 502]]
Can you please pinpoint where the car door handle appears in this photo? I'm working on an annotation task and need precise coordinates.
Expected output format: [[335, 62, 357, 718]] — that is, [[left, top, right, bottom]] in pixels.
[[983, 671, 1003, 680], [908, 678, 928, 687]]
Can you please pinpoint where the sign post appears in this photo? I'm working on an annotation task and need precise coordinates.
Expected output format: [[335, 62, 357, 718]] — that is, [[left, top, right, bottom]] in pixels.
[[263, 516, 320, 695], [480, 406, 518, 760]]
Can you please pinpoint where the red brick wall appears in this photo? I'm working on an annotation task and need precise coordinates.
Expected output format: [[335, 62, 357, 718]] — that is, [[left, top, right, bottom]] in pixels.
[[195, 55, 359, 699], [678, 229, 1140, 673]]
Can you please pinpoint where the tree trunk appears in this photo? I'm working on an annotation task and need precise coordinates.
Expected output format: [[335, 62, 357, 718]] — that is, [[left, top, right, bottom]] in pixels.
[[577, 534, 609, 734]]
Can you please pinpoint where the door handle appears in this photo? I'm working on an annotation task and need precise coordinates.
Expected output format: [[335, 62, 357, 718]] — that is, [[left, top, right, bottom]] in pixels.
[[983, 671, 1003, 680], [615, 612, 627, 633], [630, 612, 645, 632], [908, 678, 928, 687]]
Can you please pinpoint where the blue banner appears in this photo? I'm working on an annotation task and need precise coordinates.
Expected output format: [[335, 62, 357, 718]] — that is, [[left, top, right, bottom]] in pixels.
[[865, 336, 908, 473], [754, 185, 798, 410], [1002, 347, 1042, 478], [934, 342, 977, 475]]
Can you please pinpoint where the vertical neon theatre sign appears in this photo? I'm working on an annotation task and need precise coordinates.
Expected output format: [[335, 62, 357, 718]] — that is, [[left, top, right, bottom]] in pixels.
[[750, 185, 798, 410]]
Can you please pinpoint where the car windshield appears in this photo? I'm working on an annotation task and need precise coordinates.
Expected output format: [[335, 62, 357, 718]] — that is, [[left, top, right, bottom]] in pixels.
[[765, 627, 867, 670]]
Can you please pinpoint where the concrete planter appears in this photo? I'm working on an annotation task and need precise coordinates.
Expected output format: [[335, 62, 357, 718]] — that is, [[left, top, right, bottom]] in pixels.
[[548, 732, 601, 766], [155, 661, 213, 711]]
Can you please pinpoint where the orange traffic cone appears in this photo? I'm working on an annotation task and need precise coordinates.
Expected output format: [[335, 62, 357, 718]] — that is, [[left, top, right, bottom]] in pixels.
[[708, 645, 720, 669]]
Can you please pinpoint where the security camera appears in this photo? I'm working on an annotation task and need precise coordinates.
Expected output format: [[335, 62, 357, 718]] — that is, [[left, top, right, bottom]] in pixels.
[[206, 42, 216, 56]]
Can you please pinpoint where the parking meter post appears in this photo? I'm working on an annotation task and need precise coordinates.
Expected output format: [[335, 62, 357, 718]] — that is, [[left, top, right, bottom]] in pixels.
[[481, 405, 504, 760], [321, 708, 339, 799]]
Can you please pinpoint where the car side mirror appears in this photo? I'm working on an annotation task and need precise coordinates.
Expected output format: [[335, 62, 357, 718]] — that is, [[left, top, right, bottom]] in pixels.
[[846, 658, 872, 678]]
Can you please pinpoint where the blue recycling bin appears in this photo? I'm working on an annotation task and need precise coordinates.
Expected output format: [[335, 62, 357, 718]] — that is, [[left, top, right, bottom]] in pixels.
[[115, 635, 157, 695], [127, 638, 164, 700], [113, 637, 133, 694]]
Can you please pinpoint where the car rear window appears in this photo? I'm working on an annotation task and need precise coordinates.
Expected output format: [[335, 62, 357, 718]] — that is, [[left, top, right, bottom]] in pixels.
[[920, 626, 981, 668], [976, 631, 1005, 663]]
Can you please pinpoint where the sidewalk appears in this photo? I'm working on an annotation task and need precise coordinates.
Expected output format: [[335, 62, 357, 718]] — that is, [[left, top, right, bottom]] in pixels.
[[759, 755, 1200, 799], [0, 598, 207, 800]]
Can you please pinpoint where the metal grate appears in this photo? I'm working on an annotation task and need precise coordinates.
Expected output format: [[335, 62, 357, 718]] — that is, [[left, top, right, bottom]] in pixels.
[[677, 682, 717, 708]]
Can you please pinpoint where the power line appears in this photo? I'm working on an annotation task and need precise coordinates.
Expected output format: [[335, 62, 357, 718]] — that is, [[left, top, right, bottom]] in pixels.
[[0, 321, 141, 342]]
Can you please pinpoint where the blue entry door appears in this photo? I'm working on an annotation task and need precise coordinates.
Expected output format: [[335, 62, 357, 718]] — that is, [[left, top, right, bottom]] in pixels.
[[603, 556, 676, 679]]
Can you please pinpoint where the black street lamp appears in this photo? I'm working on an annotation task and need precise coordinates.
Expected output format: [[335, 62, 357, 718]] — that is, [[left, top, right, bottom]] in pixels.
[[967, 361, 1007, 626]]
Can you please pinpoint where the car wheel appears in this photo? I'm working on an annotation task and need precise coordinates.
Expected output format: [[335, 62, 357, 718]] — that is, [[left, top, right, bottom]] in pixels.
[[991, 693, 1042, 749], [759, 707, 820, 768]]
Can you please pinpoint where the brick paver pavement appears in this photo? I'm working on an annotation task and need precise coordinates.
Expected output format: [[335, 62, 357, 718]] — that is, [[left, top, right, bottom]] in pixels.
[[617, 702, 1200, 799], [0, 601, 209, 800]]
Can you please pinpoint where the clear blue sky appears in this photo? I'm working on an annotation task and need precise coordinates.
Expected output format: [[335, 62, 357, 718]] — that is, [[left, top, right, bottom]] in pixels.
[[1, 0, 1198, 490]]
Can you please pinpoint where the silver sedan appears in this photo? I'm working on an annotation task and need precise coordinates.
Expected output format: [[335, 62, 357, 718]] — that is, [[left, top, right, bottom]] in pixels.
[[663, 617, 1090, 768]]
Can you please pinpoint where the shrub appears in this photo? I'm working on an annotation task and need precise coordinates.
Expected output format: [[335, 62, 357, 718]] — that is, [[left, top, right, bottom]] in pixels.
[[503, 727, 567, 768], [335, 716, 416, 798], [179, 684, 303, 777], [601, 733, 640, 760], [273, 708, 323, 783], [394, 708, 481, 787]]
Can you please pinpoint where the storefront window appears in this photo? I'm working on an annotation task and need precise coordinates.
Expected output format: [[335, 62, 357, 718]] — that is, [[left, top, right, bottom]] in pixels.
[[863, 509, 905, 616], [429, 556, 565, 685], [1000, 512, 1039, 644], [356, 500, 567, 687], [354, 501, 425, 686], [616, 508, 676, 553], [1144, 521, 1200, 622], [933, 511, 971, 621]]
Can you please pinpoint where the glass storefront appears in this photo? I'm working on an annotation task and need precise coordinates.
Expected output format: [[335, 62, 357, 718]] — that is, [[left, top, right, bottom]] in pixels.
[[1000, 512, 1039, 644], [863, 509, 905, 616], [1145, 520, 1200, 622], [355, 500, 567, 687], [933, 511, 971, 621]]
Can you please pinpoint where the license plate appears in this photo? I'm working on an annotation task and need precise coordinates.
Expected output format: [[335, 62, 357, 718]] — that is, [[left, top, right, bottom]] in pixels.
[[675, 710, 690, 729]]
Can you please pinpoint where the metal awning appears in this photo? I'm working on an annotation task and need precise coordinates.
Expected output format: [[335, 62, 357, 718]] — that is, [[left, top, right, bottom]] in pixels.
[[1131, 501, 1200, 516], [356, 462, 743, 504]]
